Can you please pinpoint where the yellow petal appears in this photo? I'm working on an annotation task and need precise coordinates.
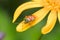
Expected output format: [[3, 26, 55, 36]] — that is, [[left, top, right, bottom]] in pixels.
[[41, 10, 57, 34], [12, 1, 43, 23], [32, 0, 48, 6], [32, 0, 42, 2], [58, 10, 60, 23], [16, 7, 50, 32]]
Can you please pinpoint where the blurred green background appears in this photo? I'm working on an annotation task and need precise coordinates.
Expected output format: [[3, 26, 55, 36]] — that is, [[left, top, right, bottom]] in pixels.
[[0, 0, 60, 40]]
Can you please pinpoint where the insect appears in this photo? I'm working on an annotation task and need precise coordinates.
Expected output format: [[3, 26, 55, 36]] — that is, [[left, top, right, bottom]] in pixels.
[[0, 32, 5, 40], [24, 15, 36, 23]]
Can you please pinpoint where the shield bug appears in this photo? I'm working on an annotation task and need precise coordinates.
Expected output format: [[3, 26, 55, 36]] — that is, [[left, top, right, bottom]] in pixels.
[[24, 15, 36, 23]]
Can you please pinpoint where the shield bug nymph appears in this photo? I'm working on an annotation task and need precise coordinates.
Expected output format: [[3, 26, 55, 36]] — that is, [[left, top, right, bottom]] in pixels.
[[24, 15, 36, 23]]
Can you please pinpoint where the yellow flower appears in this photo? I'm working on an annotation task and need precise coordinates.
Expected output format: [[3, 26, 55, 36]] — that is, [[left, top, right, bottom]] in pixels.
[[12, 0, 60, 34]]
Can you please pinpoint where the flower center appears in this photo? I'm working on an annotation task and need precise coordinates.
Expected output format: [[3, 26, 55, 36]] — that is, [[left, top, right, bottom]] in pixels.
[[45, 0, 60, 10]]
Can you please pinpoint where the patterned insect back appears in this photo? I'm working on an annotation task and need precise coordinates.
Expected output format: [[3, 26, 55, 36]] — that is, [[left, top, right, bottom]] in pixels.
[[24, 15, 35, 23]]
